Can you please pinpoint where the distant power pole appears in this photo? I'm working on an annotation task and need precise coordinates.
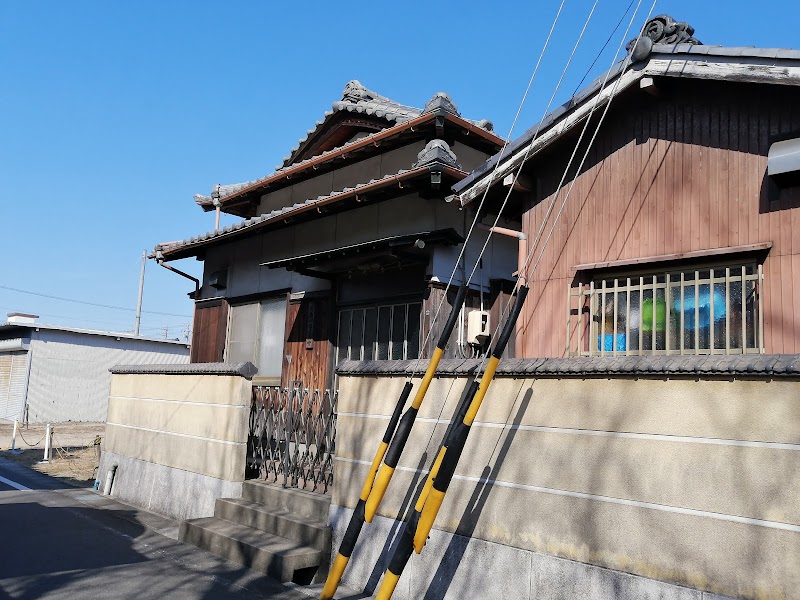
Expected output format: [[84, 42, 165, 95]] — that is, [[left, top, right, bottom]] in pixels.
[[134, 250, 146, 336]]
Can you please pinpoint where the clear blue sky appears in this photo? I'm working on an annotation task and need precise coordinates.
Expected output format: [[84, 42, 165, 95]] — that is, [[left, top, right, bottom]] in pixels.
[[1, 1, 796, 339]]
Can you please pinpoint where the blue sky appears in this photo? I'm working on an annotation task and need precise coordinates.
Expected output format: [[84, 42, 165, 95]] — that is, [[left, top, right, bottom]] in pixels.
[[1, 1, 796, 339]]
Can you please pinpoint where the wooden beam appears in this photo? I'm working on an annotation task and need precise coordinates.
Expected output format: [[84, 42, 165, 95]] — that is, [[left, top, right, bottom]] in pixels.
[[502, 173, 534, 192]]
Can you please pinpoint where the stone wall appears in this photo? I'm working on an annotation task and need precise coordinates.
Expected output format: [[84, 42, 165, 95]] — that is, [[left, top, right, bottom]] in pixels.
[[99, 363, 255, 520], [332, 356, 800, 600]]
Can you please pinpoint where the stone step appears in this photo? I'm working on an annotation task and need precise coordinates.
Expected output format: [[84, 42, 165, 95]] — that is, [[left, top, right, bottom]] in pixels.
[[179, 517, 323, 583], [215, 498, 331, 551], [242, 480, 331, 521]]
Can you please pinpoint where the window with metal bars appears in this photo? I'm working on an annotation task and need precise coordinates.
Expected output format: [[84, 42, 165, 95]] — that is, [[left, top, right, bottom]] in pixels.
[[567, 262, 764, 357], [336, 302, 422, 362]]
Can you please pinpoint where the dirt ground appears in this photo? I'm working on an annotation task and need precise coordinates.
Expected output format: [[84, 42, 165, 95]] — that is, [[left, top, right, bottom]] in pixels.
[[0, 421, 106, 488]]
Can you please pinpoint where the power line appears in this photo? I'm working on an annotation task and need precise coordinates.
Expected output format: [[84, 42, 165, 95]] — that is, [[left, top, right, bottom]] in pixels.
[[0, 285, 191, 318]]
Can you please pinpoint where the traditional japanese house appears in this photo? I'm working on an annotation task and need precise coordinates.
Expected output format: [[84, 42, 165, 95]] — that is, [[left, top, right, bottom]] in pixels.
[[155, 81, 514, 391], [454, 16, 800, 359]]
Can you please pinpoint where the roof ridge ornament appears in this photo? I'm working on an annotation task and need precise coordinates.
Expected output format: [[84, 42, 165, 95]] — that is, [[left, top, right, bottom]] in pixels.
[[627, 14, 701, 61], [422, 92, 460, 116], [413, 139, 462, 170]]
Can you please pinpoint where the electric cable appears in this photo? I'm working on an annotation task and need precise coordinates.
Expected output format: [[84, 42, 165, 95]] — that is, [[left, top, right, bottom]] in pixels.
[[319, 4, 571, 598], [372, 3, 660, 597]]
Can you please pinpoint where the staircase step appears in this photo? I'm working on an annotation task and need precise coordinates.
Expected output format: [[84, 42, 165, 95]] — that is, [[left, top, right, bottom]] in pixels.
[[242, 480, 331, 521], [179, 517, 322, 583], [215, 498, 331, 551]]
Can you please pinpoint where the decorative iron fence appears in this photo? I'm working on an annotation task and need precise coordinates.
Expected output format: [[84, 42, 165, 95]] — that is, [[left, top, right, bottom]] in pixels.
[[247, 386, 337, 494]]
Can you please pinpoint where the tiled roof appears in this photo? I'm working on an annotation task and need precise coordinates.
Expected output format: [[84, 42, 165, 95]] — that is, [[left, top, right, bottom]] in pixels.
[[159, 147, 465, 258], [336, 355, 800, 377], [111, 362, 257, 378], [454, 43, 800, 198], [194, 81, 494, 207]]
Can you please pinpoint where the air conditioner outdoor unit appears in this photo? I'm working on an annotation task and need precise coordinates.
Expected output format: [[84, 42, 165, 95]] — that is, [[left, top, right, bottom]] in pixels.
[[467, 310, 491, 345]]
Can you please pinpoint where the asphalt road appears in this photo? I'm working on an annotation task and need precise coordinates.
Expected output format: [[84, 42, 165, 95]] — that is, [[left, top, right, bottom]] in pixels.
[[0, 457, 361, 600]]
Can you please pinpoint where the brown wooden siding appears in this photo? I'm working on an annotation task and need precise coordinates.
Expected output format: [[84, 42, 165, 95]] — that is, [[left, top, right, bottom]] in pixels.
[[190, 300, 228, 362], [421, 281, 517, 359], [283, 294, 334, 390], [517, 79, 800, 357]]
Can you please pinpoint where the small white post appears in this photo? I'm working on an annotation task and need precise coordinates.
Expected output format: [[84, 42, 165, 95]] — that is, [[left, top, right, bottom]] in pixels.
[[11, 420, 18, 451], [42, 424, 52, 462]]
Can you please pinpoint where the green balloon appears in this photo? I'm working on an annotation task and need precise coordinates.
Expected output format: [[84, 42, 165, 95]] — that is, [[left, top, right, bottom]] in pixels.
[[642, 297, 666, 332]]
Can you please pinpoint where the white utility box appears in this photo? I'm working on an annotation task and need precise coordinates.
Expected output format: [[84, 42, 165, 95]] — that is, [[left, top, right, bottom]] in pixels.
[[467, 310, 491, 345]]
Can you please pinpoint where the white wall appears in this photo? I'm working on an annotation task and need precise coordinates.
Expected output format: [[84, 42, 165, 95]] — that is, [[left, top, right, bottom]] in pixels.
[[25, 330, 189, 423]]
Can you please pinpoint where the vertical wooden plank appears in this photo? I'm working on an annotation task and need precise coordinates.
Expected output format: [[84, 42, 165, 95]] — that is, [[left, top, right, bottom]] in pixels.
[[718, 102, 731, 248], [680, 271, 685, 355], [710, 269, 716, 354], [665, 273, 671, 355], [600, 280, 607, 357], [578, 283, 584, 356], [589, 280, 595, 357], [759, 263, 765, 353], [566, 284, 572, 356], [741, 266, 747, 352], [639, 277, 644, 354], [708, 97, 720, 250], [725, 267, 731, 353], [651, 275, 657, 352], [626, 277, 631, 357], [694, 270, 700, 355], [613, 278, 619, 357]]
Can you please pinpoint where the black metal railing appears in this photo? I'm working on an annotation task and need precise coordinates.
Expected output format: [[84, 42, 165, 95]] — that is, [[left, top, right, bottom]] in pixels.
[[247, 386, 337, 494]]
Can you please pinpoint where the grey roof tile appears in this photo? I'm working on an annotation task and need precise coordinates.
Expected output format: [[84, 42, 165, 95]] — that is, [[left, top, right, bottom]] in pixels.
[[454, 42, 800, 197], [111, 362, 257, 379], [196, 82, 494, 206], [335, 355, 800, 378]]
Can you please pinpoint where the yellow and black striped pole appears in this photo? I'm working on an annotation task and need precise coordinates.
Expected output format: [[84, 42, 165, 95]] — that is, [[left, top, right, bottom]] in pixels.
[[375, 285, 528, 600], [320, 284, 468, 599], [363, 283, 469, 523]]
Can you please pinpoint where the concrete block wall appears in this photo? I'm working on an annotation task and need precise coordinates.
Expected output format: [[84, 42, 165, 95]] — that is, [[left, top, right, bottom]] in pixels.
[[100, 364, 254, 520], [332, 362, 800, 599]]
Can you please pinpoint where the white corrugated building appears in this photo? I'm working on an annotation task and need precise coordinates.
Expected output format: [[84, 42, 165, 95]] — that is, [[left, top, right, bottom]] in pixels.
[[0, 313, 189, 423]]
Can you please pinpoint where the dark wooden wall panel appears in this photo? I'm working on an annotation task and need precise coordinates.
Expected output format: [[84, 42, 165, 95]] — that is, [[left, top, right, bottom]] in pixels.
[[282, 294, 333, 390], [518, 80, 800, 356], [190, 300, 228, 363]]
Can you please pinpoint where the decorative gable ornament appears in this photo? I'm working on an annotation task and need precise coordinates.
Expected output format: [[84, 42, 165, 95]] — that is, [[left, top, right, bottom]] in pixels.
[[627, 15, 701, 61], [422, 92, 460, 116], [413, 139, 462, 170]]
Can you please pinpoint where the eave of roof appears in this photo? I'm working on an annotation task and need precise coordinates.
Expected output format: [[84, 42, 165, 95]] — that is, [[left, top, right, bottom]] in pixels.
[[454, 44, 800, 204], [158, 163, 468, 261], [0, 322, 190, 346], [195, 111, 503, 213]]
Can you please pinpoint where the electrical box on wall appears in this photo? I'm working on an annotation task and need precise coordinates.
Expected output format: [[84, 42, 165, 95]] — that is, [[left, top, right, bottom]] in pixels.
[[467, 310, 491, 345]]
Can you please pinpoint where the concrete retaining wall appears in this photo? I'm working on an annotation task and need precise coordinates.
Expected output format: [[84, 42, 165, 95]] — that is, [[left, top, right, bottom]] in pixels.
[[99, 364, 254, 520], [332, 359, 800, 599]]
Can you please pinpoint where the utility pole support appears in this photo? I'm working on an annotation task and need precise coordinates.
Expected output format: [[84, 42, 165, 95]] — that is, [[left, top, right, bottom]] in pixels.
[[134, 250, 146, 336]]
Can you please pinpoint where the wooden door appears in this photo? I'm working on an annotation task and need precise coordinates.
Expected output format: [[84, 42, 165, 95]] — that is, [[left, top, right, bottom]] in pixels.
[[282, 294, 333, 390], [190, 300, 228, 363]]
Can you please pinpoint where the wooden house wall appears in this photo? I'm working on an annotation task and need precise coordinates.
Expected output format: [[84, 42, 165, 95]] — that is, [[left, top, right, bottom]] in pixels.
[[518, 80, 800, 357], [282, 294, 334, 390], [190, 300, 228, 363]]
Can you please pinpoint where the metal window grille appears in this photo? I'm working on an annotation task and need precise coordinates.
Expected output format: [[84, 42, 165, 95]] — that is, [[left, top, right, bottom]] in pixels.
[[247, 385, 337, 494], [566, 263, 764, 357], [336, 302, 422, 361]]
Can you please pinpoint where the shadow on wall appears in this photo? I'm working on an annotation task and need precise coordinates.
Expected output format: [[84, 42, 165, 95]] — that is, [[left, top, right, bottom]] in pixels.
[[421, 388, 532, 600]]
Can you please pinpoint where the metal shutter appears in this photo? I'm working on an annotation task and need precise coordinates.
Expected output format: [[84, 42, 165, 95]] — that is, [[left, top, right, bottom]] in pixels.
[[0, 352, 28, 421]]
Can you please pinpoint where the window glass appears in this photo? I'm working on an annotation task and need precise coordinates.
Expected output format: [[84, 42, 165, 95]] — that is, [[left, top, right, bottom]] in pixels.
[[571, 262, 761, 357], [257, 298, 286, 377], [227, 303, 259, 364], [338, 301, 421, 362]]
